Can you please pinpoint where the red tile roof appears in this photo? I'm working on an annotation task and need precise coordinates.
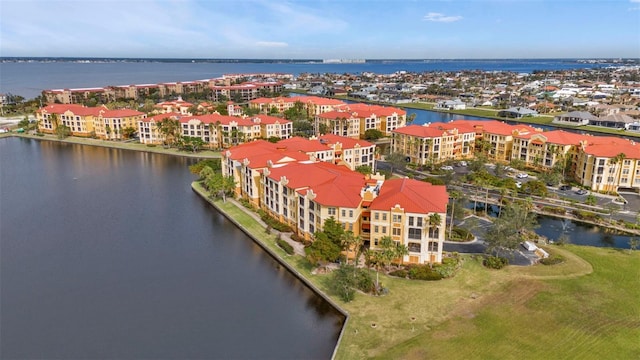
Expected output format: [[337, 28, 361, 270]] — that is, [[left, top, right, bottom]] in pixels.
[[224, 140, 310, 168], [319, 134, 374, 149], [251, 114, 291, 125], [582, 137, 640, 159], [393, 124, 449, 138], [265, 162, 367, 207], [277, 136, 331, 152], [370, 178, 448, 214]]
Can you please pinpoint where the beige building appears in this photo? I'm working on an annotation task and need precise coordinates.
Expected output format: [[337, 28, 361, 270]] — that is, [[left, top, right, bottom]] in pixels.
[[391, 122, 476, 165]]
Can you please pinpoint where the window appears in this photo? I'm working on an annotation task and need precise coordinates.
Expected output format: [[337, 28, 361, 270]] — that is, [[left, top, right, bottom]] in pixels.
[[328, 207, 336, 216], [408, 228, 422, 240], [382, 226, 387, 233], [428, 242, 439, 252], [408, 243, 421, 252], [349, 210, 353, 217], [382, 213, 387, 221], [341, 209, 346, 217], [393, 214, 402, 223], [408, 216, 414, 226], [416, 217, 423, 227], [374, 225, 379, 233], [374, 212, 379, 220], [392, 228, 401, 236]]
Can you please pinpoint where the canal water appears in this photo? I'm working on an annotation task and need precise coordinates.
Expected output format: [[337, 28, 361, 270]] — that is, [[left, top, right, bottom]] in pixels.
[[0, 137, 343, 359], [469, 203, 635, 249]]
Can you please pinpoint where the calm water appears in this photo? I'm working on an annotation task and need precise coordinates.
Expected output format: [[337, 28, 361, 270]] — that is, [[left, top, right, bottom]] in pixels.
[[471, 203, 635, 249], [0, 137, 343, 359], [0, 59, 608, 99]]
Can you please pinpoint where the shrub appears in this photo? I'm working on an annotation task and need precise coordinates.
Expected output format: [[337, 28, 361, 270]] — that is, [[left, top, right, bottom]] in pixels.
[[355, 269, 376, 293], [433, 256, 461, 278], [389, 269, 408, 278], [146, 144, 156, 147], [542, 206, 566, 215], [449, 227, 474, 242], [407, 264, 443, 281], [276, 238, 294, 255], [540, 254, 565, 265], [483, 256, 509, 269]]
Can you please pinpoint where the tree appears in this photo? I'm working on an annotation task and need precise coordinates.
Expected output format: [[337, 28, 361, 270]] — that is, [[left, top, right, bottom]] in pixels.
[[157, 117, 181, 148], [354, 165, 372, 175], [331, 264, 356, 302], [322, 217, 345, 247], [429, 213, 442, 239], [204, 172, 236, 202], [485, 201, 538, 256], [406, 113, 417, 125], [55, 124, 71, 139], [386, 151, 407, 174], [341, 231, 363, 269], [180, 136, 205, 152], [306, 232, 341, 270], [363, 129, 384, 140], [121, 126, 137, 139]]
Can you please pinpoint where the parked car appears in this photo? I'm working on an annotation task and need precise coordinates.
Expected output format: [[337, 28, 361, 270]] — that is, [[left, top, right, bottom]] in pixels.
[[559, 185, 572, 191], [441, 165, 454, 171], [515, 181, 522, 189], [516, 173, 528, 179], [458, 161, 468, 167], [575, 189, 588, 195]]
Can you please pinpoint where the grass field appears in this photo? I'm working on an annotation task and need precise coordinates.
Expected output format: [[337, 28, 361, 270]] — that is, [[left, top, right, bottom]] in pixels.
[[197, 189, 640, 360]]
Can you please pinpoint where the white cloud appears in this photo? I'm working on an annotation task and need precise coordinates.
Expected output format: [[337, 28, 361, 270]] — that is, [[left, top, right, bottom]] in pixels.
[[423, 12, 463, 23], [256, 41, 288, 47]]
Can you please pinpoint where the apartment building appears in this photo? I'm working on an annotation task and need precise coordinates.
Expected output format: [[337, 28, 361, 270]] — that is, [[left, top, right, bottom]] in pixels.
[[37, 104, 145, 139], [511, 130, 587, 171], [391, 122, 476, 165], [222, 140, 448, 264], [368, 178, 448, 264], [210, 82, 283, 102], [318, 134, 376, 171], [249, 96, 298, 113], [250, 114, 293, 140], [575, 137, 640, 193], [138, 113, 181, 144], [465, 120, 542, 162]]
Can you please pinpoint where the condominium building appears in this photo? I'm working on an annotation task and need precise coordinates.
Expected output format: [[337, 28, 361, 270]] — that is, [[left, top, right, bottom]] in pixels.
[[465, 120, 542, 162], [37, 104, 145, 139], [575, 137, 640, 193], [511, 130, 587, 171], [222, 140, 449, 264], [318, 134, 376, 171], [391, 122, 476, 165]]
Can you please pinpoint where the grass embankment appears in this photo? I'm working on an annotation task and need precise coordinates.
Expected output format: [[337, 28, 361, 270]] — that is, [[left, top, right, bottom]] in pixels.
[[3, 133, 221, 158], [194, 183, 640, 360]]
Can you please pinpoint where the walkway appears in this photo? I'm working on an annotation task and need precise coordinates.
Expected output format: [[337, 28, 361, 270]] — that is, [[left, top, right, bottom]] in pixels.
[[226, 198, 307, 256]]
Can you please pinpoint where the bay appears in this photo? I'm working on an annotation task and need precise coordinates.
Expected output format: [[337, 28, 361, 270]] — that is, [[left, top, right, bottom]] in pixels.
[[0, 137, 343, 359], [0, 59, 609, 100]]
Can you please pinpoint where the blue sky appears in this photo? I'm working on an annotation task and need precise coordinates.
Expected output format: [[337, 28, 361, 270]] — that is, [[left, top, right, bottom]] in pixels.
[[1, 0, 639, 59]]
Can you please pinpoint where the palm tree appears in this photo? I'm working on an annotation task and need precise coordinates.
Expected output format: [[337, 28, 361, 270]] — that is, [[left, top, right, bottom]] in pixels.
[[428, 213, 442, 239], [607, 153, 626, 194]]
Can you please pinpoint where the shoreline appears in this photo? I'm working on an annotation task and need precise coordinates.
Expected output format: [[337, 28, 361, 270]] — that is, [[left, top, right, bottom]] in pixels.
[[1, 133, 221, 159], [190, 182, 349, 360]]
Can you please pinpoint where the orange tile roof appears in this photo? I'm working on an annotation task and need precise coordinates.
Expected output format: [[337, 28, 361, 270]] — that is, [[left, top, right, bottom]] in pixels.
[[278, 136, 331, 152], [393, 124, 449, 138], [101, 109, 145, 118], [371, 178, 448, 213], [251, 114, 291, 124], [582, 138, 640, 159], [37, 104, 102, 116], [340, 103, 406, 117], [144, 112, 182, 122], [319, 134, 374, 149], [265, 162, 367, 207], [224, 140, 311, 168]]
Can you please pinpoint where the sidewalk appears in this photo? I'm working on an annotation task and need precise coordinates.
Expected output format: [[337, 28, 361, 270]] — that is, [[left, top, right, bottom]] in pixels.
[[227, 198, 307, 256]]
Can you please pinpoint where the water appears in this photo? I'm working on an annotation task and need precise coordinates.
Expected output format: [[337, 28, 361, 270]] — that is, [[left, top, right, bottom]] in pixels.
[[0, 137, 343, 359], [468, 202, 635, 249], [0, 59, 610, 100]]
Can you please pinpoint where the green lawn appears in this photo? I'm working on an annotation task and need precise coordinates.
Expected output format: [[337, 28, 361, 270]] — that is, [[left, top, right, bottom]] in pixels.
[[194, 187, 640, 360]]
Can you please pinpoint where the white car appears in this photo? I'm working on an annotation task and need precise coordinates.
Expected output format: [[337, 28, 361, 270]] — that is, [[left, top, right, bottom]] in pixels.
[[458, 161, 468, 167], [516, 173, 528, 179], [515, 181, 522, 188], [441, 165, 454, 171]]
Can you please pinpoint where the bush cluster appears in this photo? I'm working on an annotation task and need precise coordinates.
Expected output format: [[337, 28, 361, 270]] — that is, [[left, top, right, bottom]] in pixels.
[[449, 227, 474, 242], [542, 206, 566, 215], [406, 264, 443, 281], [389, 269, 408, 278], [257, 209, 293, 232], [483, 256, 509, 269], [433, 256, 461, 278], [276, 238, 294, 255], [540, 254, 565, 265], [572, 210, 602, 222]]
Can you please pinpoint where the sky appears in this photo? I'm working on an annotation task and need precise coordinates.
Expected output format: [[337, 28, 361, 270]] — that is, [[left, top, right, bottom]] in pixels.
[[1, 0, 639, 59]]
